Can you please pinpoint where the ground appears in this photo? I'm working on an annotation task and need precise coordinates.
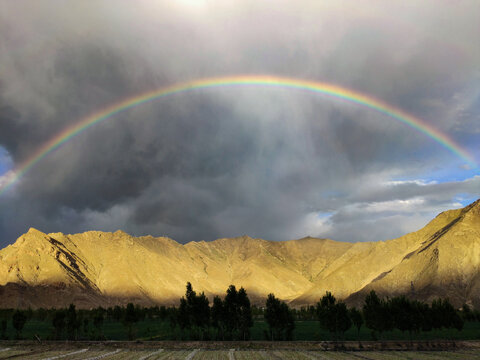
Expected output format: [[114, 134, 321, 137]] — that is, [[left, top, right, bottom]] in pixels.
[[1, 341, 480, 359]]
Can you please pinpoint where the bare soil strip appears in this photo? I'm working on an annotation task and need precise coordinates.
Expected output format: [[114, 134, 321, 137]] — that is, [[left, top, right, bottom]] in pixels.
[[83, 349, 122, 360], [185, 349, 199, 360], [41, 348, 88, 360], [343, 352, 376, 360], [139, 349, 164, 360]]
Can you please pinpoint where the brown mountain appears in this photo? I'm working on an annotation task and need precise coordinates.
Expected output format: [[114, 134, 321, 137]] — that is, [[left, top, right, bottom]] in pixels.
[[0, 200, 479, 309]]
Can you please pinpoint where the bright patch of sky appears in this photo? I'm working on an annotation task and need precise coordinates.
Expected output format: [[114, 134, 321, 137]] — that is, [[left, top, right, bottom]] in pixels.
[[454, 193, 479, 207], [316, 212, 333, 219], [395, 163, 480, 185], [0, 147, 13, 176]]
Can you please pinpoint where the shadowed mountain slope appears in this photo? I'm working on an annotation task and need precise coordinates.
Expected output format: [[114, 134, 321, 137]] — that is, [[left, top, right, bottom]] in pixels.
[[0, 200, 479, 308]]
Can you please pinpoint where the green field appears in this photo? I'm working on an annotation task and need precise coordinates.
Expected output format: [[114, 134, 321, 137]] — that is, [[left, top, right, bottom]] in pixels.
[[1, 347, 480, 360], [2, 319, 479, 342], [3, 320, 479, 342]]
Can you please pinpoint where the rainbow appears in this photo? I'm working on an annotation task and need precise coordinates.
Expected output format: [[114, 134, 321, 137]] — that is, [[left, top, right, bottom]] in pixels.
[[0, 75, 476, 196]]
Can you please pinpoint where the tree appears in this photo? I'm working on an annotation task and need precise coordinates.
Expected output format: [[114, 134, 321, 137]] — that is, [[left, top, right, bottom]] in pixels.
[[167, 307, 178, 337], [224, 285, 239, 339], [265, 293, 281, 340], [66, 304, 79, 340], [52, 310, 66, 340], [83, 318, 90, 337], [192, 291, 210, 340], [389, 296, 414, 338], [335, 302, 352, 339], [363, 290, 380, 334], [431, 298, 464, 331], [349, 308, 363, 340], [238, 287, 253, 340], [462, 304, 475, 322], [159, 306, 167, 321], [316, 292, 351, 340], [113, 305, 123, 322], [124, 303, 138, 340], [176, 282, 209, 339], [211, 296, 225, 340], [265, 293, 295, 340], [93, 309, 105, 340], [12, 310, 27, 339], [178, 296, 190, 334], [317, 292, 337, 339], [281, 302, 295, 340], [0, 319, 7, 340], [412, 300, 428, 334], [362, 290, 392, 339]]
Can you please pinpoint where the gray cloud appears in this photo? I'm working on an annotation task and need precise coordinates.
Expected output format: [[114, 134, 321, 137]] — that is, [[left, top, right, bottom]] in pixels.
[[0, 1, 479, 247]]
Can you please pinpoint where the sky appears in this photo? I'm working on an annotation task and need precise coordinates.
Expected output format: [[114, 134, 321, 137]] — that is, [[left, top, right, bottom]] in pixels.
[[0, 0, 479, 247]]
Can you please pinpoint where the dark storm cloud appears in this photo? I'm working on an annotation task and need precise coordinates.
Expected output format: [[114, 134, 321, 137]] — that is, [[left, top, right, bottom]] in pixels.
[[0, 1, 479, 247]]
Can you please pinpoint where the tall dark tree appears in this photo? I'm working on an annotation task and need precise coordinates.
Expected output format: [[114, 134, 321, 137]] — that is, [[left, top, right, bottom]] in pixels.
[[52, 310, 66, 340], [335, 302, 352, 339], [211, 295, 225, 340], [281, 302, 295, 340], [411, 300, 428, 334], [390, 296, 414, 336], [93, 309, 105, 340], [316, 292, 351, 340], [461, 304, 475, 322], [12, 310, 27, 339], [0, 319, 7, 340], [224, 285, 239, 338], [193, 291, 210, 340], [317, 291, 337, 339], [176, 282, 212, 340], [349, 307, 363, 340], [363, 290, 381, 334], [363, 290, 392, 339], [265, 293, 294, 340], [238, 287, 253, 340], [265, 293, 281, 341], [431, 298, 463, 331], [113, 305, 123, 322], [83, 318, 90, 336], [167, 307, 178, 336], [124, 303, 138, 340], [178, 296, 190, 335], [66, 304, 79, 340], [159, 306, 167, 321]]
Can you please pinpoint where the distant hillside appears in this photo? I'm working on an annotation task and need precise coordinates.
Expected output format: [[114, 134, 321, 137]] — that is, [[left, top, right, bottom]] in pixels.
[[0, 200, 479, 309]]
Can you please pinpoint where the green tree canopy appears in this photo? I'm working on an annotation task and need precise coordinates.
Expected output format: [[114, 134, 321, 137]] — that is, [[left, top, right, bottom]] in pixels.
[[12, 310, 27, 339]]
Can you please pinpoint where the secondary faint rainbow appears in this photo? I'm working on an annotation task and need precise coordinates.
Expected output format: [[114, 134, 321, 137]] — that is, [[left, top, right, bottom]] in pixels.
[[0, 75, 476, 196]]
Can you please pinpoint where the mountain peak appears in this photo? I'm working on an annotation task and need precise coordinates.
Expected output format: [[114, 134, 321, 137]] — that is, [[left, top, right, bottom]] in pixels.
[[15, 227, 49, 247], [26, 227, 46, 235]]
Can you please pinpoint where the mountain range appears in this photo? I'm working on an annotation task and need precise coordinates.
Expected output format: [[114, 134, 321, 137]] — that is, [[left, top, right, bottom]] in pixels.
[[1, 199, 479, 309]]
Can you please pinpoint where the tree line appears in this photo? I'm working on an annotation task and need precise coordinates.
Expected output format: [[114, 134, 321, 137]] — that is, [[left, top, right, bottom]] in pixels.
[[0, 285, 474, 341], [316, 290, 464, 341]]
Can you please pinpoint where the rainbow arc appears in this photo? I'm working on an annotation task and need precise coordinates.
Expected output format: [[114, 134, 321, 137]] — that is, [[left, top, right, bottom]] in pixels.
[[0, 75, 476, 196]]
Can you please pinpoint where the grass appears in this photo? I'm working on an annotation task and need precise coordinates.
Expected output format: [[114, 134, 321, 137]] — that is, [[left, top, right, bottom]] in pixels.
[[251, 320, 480, 341], [2, 319, 480, 342]]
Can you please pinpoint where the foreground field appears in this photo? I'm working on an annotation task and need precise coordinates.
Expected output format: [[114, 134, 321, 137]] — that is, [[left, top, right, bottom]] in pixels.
[[4, 320, 477, 342], [1, 343, 480, 360]]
